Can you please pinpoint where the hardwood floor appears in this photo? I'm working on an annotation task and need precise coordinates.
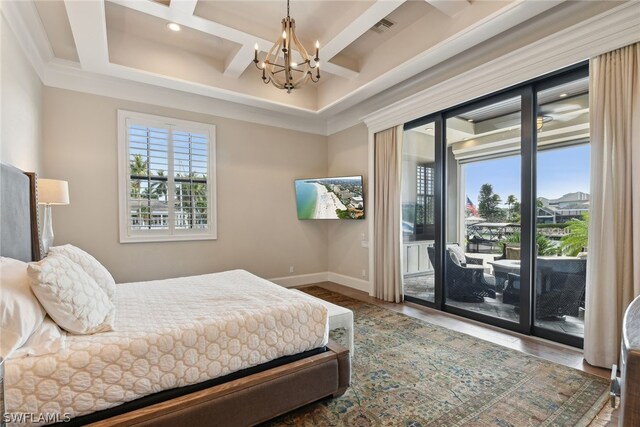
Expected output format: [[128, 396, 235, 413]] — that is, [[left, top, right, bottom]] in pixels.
[[304, 281, 611, 380]]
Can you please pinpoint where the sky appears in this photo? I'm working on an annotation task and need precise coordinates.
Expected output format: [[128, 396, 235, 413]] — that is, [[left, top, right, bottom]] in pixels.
[[465, 144, 590, 206]]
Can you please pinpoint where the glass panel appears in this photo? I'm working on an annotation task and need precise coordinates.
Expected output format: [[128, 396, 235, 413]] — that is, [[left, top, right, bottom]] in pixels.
[[445, 96, 522, 323], [535, 77, 589, 338], [402, 122, 436, 303], [173, 130, 209, 229], [128, 125, 170, 230]]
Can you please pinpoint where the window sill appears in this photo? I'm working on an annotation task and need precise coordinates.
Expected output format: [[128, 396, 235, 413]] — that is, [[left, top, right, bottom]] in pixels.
[[119, 233, 217, 244]]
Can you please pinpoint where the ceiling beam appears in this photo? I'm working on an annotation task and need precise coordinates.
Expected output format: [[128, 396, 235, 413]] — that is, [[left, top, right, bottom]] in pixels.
[[321, 0, 406, 61], [107, 0, 259, 45], [425, 0, 471, 18], [64, 0, 109, 71], [224, 45, 255, 79], [106, 0, 357, 79], [169, 0, 198, 17]]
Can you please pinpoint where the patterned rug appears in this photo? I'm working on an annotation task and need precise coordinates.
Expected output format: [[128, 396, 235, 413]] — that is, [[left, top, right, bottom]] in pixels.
[[264, 287, 609, 427]]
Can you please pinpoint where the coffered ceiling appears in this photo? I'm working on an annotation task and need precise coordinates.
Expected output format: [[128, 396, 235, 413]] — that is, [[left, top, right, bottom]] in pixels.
[[17, 0, 571, 112], [5, 0, 637, 134]]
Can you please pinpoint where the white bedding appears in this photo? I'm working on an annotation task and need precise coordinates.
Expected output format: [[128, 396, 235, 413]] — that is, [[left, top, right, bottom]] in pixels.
[[4, 270, 329, 425]]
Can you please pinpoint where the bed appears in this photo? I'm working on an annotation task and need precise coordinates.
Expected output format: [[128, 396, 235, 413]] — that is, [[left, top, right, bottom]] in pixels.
[[0, 163, 350, 426]]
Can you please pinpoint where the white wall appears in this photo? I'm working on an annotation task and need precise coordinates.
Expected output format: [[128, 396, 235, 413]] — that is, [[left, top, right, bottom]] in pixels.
[[326, 123, 369, 286], [42, 87, 329, 283], [1, 16, 43, 174], [39, 93, 373, 287]]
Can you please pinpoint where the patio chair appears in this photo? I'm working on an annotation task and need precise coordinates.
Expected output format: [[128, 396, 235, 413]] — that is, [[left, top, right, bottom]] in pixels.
[[427, 245, 497, 302], [502, 258, 587, 319]]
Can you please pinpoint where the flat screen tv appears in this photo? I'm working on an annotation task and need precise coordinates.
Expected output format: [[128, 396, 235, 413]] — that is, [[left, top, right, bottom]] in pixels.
[[295, 175, 364, 220]]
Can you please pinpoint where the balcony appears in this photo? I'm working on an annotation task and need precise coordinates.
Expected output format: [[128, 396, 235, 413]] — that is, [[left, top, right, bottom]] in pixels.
[[402, 242, 585, 338]]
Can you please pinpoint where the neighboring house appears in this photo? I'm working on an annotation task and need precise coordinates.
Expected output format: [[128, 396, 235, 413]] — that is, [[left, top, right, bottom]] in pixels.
[[538, 192, 590, 223]]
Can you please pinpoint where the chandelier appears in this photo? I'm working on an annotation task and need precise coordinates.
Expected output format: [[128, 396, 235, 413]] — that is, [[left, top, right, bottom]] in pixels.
[[253, 0, 320, 93]]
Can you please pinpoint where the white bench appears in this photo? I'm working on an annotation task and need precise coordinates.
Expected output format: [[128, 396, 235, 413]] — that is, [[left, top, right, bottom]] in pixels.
[[290, 289, 354, 356]]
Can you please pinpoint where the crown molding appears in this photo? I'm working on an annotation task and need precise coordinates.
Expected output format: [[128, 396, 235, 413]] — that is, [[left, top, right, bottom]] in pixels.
[[317, 0, 563, 118], [3, 0, 565, 137], [43, 59, 328, 135], [1, 0, 52, 81], [4, 0, 640, 137], [361, 1, 640, 134], [3, 0, 328, 135]]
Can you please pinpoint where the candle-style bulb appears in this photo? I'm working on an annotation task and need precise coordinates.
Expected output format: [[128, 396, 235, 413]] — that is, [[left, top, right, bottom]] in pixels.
[[282, 31, 287, 39], [254, 43, 259, 51], [315, 40, 320, 49]]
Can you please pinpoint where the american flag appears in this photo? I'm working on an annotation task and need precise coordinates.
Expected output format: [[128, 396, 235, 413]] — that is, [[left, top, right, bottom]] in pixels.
[[466, 196, 479, 216]]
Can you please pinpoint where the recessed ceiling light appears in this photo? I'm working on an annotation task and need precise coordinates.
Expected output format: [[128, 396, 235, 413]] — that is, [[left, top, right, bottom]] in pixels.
[[559, 93, 568, 98], [467, 119, 474, 123], [167, 22, 181, 32], [425, 127, 433, 132]]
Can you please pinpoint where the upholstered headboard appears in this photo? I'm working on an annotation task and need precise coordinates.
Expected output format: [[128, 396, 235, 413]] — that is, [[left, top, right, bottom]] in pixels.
[[0, 163, 41, 262]]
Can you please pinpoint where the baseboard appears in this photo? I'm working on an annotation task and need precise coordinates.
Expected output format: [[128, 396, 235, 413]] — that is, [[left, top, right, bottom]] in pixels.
[[269, 271, 371, 293], [327, 272, 371, 293], [269, 272, 329, 288]]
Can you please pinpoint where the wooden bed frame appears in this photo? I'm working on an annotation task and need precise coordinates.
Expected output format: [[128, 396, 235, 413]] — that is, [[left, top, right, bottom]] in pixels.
[[0, 163, 350, 426]]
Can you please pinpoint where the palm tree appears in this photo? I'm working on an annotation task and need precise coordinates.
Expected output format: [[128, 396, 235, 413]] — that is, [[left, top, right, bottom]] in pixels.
[[506, 194, 518, 221], [175, 172, 208, 227], [189, 172, 208, 226], [560, 213, 589, 256], [129, 154, 148, 199], [151, 169, 168, 201], [129, 155, 149, 226]]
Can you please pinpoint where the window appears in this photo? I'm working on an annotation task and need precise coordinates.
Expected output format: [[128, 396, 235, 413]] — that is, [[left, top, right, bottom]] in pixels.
[[416, 163, 435, 230], [117, 110, 216, 243]]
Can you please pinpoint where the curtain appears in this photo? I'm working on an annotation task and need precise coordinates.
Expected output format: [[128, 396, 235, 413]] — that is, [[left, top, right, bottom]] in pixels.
[[374, 126, 404, 303], [584, 43, 640, 368]]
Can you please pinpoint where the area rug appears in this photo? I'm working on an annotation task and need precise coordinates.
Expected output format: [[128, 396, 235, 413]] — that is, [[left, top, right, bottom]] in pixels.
[[265, 287, 609, 427]]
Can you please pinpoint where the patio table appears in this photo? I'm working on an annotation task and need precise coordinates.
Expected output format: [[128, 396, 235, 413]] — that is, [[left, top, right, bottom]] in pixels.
[[488, 259, 521, 291]]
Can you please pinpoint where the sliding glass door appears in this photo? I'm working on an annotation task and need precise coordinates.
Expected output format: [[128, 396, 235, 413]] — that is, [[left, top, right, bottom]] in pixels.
[[402, 120, 437, 304], [402, 64, 588, 347], [533, 75, 590, 346], [444, 94, 525, 326]]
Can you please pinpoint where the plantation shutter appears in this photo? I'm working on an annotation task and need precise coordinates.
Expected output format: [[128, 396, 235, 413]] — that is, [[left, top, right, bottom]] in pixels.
[[173, 130, 209, 230], [127, 122, 171, 231], [120, 111, 216, 242]]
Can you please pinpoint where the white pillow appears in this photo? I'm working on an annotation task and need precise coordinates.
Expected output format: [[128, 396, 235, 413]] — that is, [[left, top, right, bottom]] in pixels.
[[49, 244, 116, 300], [28, 254, 115, 335], [0, 257, 47, 359], [447, 244, 466, 266], [10, 316, 66, 358]]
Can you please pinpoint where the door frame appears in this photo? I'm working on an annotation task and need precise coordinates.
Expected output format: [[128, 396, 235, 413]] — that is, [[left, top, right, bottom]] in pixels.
[[401, 62, 588, 348]]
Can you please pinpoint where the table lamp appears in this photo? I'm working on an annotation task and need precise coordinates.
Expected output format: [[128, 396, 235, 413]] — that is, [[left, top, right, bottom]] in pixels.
[[38, 179, 70, 254]]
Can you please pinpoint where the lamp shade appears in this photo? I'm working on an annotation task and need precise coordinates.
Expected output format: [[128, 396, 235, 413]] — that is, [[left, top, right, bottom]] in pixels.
[[38, 179, 69, 205]]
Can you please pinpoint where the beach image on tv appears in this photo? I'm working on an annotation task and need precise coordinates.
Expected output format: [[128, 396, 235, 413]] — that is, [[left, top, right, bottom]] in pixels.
[[295, 176, 364, 220]]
